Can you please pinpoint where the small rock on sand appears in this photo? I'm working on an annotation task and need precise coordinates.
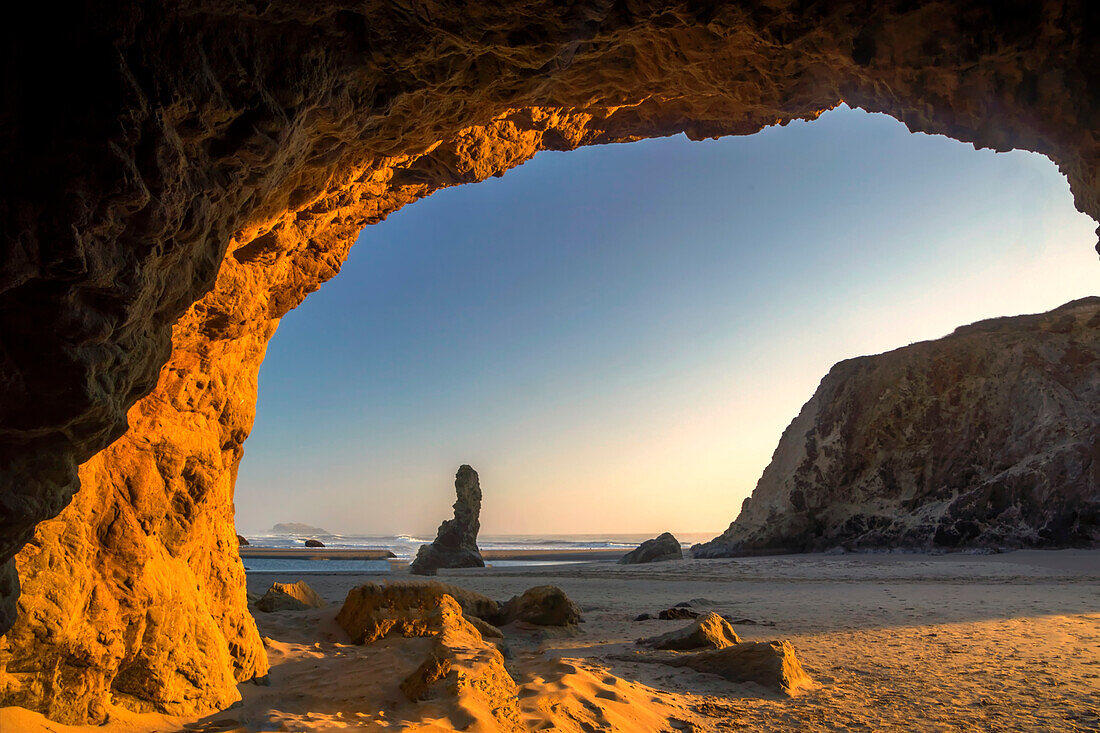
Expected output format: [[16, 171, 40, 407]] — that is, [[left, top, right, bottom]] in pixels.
[[255, 581, 327, 612], [640, 612, 741, 651], [304, 539, 325, 547], [658, 607, 700, 620], [664, 639, 812, 695], [500, 585, 582, 626]]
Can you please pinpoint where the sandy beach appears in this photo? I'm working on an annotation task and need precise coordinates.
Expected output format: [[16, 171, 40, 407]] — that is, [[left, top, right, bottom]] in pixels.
[[4, 548, 1097, 732]]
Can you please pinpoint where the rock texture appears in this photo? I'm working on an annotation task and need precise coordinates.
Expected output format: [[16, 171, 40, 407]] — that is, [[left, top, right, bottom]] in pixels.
[[2, 1, 1099, 723], [640, 612, 741, 651], [397, 595, 522, 731], [619, 532, 683, 564], [303, 539, 325, 548], [335, 581, 500, 645], [410, 466, 485, 575], [695, 298, 1100, 557], [500, 586, 583, 627], [254, 581, 326, 613], [665, 640, 813, 695]]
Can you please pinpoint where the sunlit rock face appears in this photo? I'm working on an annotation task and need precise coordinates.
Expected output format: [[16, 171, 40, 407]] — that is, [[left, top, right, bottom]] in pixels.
[[694, 298, 1100, 557], [0, 0, 1098, 723]]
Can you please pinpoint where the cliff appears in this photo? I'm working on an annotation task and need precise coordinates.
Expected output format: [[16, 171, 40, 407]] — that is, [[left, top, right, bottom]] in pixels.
[[694, 298, 1100, 557]]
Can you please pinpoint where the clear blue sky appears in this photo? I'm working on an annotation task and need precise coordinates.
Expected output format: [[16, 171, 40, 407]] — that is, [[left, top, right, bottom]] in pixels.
[[233, 106, 1098, 537]]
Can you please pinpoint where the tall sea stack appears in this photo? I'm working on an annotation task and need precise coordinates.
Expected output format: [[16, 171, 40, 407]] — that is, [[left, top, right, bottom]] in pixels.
[[410, 465, 486, 575]]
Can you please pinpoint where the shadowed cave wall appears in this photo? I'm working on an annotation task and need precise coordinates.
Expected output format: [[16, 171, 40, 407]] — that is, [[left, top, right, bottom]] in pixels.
[[0, 0, 1098, 723]]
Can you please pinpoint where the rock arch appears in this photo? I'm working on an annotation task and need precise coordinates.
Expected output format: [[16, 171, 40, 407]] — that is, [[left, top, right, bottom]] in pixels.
[[0, 0, 1097, 723]]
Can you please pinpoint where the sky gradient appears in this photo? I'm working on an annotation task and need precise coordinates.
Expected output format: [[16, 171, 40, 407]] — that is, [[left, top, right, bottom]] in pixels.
[[233, 106, 1098, 537]]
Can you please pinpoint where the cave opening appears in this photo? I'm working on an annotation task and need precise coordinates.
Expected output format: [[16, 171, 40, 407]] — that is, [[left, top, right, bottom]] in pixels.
[[232, 105, 1096, 555], [2, 2, 1098, 727]]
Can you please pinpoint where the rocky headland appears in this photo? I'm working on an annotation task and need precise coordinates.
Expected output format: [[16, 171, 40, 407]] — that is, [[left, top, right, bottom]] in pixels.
[[695, 298, 1100, 557]]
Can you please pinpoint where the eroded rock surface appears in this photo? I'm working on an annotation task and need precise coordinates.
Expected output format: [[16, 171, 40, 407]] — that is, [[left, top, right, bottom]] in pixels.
[[665, 640, 813, 695], [398, 595, 522, 730], [619, 532, 683, 564], [695, 298, 1100, 557], [410, 465, 485, 575], [335, 581, 500, 644], [2, 1, 1099, 724], [254, 581, 326, 613], [500, 585, 583, 627], [640, 612, 741, 651]]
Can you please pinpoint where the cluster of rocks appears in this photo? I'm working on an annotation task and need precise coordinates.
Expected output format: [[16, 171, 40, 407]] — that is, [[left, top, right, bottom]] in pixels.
[[631, 608, 808, 694], [331, 579, 583, 726], [634, 598, 775, 626]]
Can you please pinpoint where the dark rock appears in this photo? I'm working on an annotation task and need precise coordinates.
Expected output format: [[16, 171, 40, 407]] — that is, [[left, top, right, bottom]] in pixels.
[[633, 613, 654, 621], [410, 465, 485, 575], [639, 612, 741, 650], [304, 539, 325, 548], [619, 532, 683, 564], [499, 586, 582, 626], [694, 299, 1100, 557], [658, 608, 700, 620], [236, 535, 250, 547]]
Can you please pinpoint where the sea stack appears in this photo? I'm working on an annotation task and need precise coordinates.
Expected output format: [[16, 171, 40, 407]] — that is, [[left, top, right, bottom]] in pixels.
[[410, 465, 485, 575]]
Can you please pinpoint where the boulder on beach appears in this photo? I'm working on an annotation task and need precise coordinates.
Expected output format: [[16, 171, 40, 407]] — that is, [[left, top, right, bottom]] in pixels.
[[304, 539, 325, 548], [410, 465, 485, 575], [255, 581, 327, 613], [499, 585, 582, 627], [640, 611, 741, 651], [664, 639, 813, 695], [619, 532, 683, 564], [335, 581, 500, 644], [236, 534, 250, 546]]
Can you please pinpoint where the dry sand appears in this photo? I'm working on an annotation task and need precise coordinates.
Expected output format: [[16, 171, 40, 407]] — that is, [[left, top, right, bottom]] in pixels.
[[3, 550, 1098, 732]]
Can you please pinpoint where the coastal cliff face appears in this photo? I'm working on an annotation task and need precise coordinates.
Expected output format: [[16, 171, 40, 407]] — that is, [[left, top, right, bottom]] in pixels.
[[1, 0, 1099, 724], [694, 299, 1100, 557]]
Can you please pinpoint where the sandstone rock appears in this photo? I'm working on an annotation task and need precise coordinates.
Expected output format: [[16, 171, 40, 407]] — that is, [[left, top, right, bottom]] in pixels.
[[236, 535, 250, 547], [640, 612, 741, 651], [335, 581, 499, 644], [499, 586, 582, 627], [410, 466, 485, 575], [3, 3, 1100, 724], [303, 539, 325, 548], [695, 299, 1100, 557], [665, 640, 812, 695], [398, 595, 522, 730], [619, 532, 683, 564], [254, 581, 326, 613]]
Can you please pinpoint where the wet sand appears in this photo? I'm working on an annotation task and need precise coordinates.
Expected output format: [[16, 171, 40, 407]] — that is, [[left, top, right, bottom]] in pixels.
[[4, 549, 1098, 732]]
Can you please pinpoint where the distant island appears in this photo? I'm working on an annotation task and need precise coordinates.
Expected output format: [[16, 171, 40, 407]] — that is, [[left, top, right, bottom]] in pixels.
[[270, 523, 332, 536]]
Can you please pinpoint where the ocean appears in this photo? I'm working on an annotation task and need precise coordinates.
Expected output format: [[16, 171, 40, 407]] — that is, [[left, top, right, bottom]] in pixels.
[[239, 532, 718, 574]]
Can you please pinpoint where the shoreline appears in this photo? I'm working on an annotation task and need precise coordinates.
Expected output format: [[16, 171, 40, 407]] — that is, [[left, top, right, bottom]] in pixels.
[[240, 547, 628, 562]]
